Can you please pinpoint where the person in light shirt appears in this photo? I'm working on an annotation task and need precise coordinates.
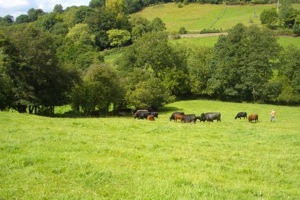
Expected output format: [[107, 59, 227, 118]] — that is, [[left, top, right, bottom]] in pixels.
[[270, 109, 276, 122]]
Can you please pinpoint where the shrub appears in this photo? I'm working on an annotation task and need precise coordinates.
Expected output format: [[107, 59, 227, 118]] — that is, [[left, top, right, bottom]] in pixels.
[[179, 27, 187, 34]]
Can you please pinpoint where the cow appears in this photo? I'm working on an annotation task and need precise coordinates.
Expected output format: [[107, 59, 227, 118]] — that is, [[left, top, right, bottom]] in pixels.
[[174, 113, 185, 122], [199, 112, 221, 122], [134, 110, 150, 119], [170, 112, 185, 121], [183, 114, 197, 123], [150, 112, 159, 118], [248, 113, 258, 123], [147, 114, 155, 121], [235, 112, 247, 119]]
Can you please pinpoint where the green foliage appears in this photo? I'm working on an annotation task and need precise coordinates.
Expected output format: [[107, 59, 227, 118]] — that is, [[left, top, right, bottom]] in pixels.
[[260, 8, 278, 28], [1, 25, 79, 113], [71, 63, 123, 115], [276, 45, 300, 103], [178, 27, 187, 34], [209, 24, 281, 102], [89, 0, 106, 8], [187, 46, 214, 96], [123, 68, 174, 109], [107, 29, 131, 47], [293, 15, 300, 35], [279, 1, 299, 28]]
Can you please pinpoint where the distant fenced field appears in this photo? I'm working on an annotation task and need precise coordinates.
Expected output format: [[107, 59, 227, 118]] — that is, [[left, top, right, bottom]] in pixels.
[[1, 100, 300, 199], [136, 3, 275, 32]]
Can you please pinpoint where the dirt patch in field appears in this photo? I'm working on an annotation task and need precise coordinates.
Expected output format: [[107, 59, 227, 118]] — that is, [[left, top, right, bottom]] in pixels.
[[180, 32, 228, 38]]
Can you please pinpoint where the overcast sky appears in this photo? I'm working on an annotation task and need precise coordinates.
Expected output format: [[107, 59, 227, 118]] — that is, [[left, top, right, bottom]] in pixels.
[[0, 0, 91, 18]]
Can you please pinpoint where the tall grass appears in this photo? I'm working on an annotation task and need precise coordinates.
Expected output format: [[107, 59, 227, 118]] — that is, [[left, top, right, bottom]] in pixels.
[[1, 100, 300, 199]]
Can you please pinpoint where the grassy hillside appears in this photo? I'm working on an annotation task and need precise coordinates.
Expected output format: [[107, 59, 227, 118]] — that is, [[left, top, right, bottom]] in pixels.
[[135, 3, 275, 32], [170, 35, 300, 49], [1, 100, 300, 199]]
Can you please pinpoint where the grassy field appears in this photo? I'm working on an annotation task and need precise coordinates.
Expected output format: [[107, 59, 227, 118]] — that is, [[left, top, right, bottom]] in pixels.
[[170, 35, 300, 49], [135, 3, 274, 32], [1, 100, 300, 199]]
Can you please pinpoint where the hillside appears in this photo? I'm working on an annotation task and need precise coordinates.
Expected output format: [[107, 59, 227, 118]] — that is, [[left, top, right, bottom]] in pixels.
[[135, 3, 275, 32]]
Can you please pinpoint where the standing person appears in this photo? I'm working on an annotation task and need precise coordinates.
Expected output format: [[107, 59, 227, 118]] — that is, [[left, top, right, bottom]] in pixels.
[[270, 109, 276, 122]]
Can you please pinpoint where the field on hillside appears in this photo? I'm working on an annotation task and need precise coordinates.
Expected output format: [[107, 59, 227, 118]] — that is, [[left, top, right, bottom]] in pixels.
[[1, 100, 300, 199], [136, 3, 300, 32], [135, 3, 276, 32], [170, 35, 300, 49]]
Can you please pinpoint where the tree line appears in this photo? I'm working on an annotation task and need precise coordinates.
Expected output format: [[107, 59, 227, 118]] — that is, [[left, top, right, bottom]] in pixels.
[[0, 0, 300, 116]]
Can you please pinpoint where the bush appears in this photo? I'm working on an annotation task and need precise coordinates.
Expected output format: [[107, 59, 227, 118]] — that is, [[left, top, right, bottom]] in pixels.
[[179, 27, 187, 34], [200, 29, 221, 34]]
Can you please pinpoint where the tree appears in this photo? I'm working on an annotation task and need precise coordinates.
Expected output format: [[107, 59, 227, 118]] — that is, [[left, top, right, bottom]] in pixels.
[[53, 4, 64, 13], [279, 0, 299, 28], [130, 15, 151, 41], [209, 24, 281, 102], [15, 14, 29, 24], [260, 8, 278, 28], [27, 8, 45, 22], [107, 29, 131, 47], [89, 0, 106, 8], [71, 63, 123, 116], [0, 33, 19, 110], [275, 45, 300, 104], [293, 15, 300, 36], [0, 15, 14, 26], [7, 25, 78, 113], [150, 17, 166, 32], [187, 46, 214, 96], [123, 68, 174, 109]]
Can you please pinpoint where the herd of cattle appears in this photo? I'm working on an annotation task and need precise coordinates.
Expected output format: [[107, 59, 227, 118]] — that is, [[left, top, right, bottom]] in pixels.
[[133, 110, 259, 123]]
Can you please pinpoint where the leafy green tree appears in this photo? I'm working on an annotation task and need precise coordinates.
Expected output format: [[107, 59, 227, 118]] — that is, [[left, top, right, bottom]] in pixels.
[[187, 46, 214, 96], [279, 0, 299, 28], [275, 45, 300, 104], [71, 63, 123, 115], [53, 4, 64, 13], [209, 24, 281, 102], [130, 15, 151, 41], [150, 17, 166, 32], [107, 29, 131, 47], [293, 15, 300, 36], [122, 0, 143, 14], [0, 33, 18, 110], [15, 14, 29, 24], [27, 8, 45, 22], [260, 8, 278, 28], [117, 31, 189, 98], [89, 0, 106, 8], [123, 68, 174, 109], [7, 25, 78, 113], [0, 15, 14, 26]]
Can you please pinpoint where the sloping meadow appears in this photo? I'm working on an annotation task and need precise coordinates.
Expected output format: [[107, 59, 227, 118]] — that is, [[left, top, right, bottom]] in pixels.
[[1, 100, 300, 199]]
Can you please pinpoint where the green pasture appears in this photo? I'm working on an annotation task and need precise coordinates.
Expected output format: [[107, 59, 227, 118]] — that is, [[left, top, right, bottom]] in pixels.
[[136, 3, 275, 32], [1, 100, 300, 199], [170, 35, 300, 49]]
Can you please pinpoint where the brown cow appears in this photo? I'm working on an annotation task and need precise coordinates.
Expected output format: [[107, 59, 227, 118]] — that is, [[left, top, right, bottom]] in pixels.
[[174, 113, 185, 122], [248, 113, 258, 123], [147, 114, 155, 121]]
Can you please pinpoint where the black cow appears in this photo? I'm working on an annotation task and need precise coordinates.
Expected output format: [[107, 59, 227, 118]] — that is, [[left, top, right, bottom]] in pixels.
[[199, 112, 221, 122], [170, 112, 185, 121], [134, 110, 150, 119], [183, 114, 197, 123], [151, 112, 159, 118], [235, 112, 247, 119]]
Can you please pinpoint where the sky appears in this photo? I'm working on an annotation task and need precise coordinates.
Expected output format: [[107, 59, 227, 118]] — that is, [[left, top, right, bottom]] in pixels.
[[0, 0, 91, 18]]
